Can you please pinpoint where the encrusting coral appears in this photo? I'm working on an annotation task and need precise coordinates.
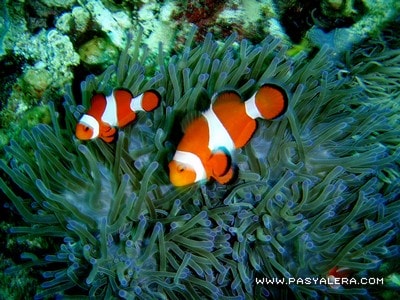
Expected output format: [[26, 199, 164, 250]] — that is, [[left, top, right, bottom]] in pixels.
[[1, 26, 399, 298]]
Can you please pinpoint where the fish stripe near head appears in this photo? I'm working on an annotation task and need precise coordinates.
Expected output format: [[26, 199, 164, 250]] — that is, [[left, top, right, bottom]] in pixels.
[[101, 92, 118, 126], [79, 114, 100, 139], [173, 150, 207, 182], [203, 107, 235, 153]]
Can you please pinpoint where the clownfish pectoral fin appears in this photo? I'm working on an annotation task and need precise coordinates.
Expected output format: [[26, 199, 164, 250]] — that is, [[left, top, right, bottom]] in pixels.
[[99, 124, 116, 143], [208, 150, 235, 184], [141, 90, 161, 112], [209, 150, 230, 177], [217, 168, 235, 184]]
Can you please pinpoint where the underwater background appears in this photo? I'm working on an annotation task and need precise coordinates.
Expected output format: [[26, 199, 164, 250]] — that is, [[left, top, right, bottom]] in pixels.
[[0, 0, 399, 299]]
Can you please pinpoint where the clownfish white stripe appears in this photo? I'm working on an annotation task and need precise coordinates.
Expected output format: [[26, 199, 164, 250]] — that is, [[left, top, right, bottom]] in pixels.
[[203, 107, 235, 152], [245, 93, 263, 119], [102, 93, 118, 126], [130, 93, 145, 112], [79, 114, 100, 139], [173, 150, 207, 182]]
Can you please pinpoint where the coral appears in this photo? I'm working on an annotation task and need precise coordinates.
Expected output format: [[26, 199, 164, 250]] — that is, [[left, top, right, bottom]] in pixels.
[[55, 6, 91, 37], [1, 26, 399, 299], [307, 0, 400, 56], [175, 0, 225, 39], [136, 0, 178, 54], [276, 0, 318, 44], [21, 68, 53, 100], [39, 0, 76, 8], [78, 37, 119, 70], [12, 29, 80, 80], [84, 0, 132, 49], [0, 28, 79, 145], [24, 0, 71, 34], [173, 0, 286, 43], [0, 0, 176, 149], [0, 0, 9, 56]]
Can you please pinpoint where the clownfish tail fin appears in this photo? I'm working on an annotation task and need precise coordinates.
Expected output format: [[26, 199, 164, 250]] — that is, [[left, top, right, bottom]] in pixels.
[[245, 84, 288, 120], [141, 89, 161, 112]]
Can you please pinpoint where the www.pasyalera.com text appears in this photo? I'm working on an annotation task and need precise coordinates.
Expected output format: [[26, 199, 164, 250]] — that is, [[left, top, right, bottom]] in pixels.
[[255, 277, 384, 285]]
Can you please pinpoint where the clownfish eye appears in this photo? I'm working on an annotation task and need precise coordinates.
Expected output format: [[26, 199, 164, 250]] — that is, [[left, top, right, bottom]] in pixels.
[[178, 165, 186, 173], [84, 126, 90, 132]]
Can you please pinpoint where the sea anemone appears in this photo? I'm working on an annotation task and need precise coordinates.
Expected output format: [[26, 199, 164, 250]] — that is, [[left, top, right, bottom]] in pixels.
[[1, 26, 399, 298]]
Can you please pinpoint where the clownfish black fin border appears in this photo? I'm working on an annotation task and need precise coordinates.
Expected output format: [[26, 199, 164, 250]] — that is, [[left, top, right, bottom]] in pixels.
[[258, 82, 289, 119], [180, 110, 203, 133], [141, 88, 162, 112], [144, 89, 162, 102], [114, 87, 135, 97], [210, 88, 243, 105], [209, 147, 238, 185], [212, 164, 238, 186]]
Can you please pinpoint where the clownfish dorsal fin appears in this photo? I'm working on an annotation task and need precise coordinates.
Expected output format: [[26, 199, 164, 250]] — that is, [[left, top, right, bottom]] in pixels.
[[89, 92, 105, 105], [181, 111, 202, 133], [88, 93, 107, 116], [211, 89, 243, 108]]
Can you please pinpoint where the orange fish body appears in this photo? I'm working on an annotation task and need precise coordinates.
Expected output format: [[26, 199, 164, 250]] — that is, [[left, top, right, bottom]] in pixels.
[[169, 84, 288, 186], [76, 89, 160, 142]]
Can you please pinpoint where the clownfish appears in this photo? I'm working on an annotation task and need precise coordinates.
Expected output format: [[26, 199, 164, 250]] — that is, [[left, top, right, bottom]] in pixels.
[[327, 266, 353, 289], [76, 89, 161, 142], [169, 83, 288, 187]]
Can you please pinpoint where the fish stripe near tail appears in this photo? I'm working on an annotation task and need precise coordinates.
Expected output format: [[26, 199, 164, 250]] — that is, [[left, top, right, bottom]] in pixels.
[[244, 93, 263, 119], [247, 84, 288, 120], [130, 93, 145, 111], [130, 91, 160, 112]]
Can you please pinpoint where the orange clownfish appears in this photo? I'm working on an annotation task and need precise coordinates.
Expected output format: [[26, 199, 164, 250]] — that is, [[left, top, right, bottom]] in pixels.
[[76, 89, 161, 142], [327, 266, 353, 289], [169, 83, 288, 187]]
